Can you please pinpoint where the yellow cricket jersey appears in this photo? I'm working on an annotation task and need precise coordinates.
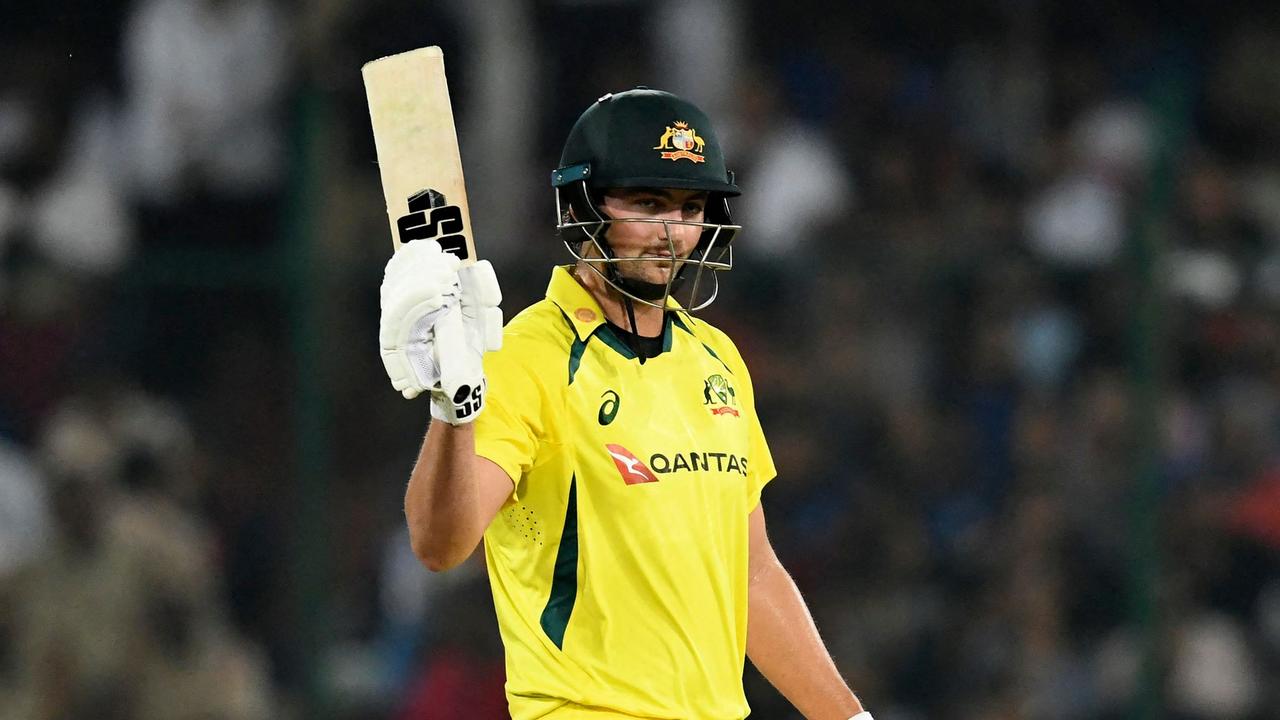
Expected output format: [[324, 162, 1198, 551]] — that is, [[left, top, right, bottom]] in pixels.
[[474, 266, 777, 720]]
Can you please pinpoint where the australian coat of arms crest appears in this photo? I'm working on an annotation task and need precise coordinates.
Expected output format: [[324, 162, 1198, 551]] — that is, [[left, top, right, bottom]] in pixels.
[[653, 121, 706, 163]]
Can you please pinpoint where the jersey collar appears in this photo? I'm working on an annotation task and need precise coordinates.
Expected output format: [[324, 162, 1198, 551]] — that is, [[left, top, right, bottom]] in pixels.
[[547, 265, 687, 342], [548, 265, 607, 341]]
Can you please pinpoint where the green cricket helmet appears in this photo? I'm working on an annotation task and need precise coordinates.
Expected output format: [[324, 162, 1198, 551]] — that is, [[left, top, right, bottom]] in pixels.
[[552, 87, 741, 312]]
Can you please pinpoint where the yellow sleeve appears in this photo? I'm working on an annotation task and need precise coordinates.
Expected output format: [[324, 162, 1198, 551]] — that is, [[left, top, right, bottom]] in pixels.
[[473, 336, 549, 493], [740, 364, 776, 510], [744, 393, 776, 509]]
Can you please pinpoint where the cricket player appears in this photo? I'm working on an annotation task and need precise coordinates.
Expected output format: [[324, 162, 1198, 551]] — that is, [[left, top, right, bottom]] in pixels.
[[379, 88, 872, 720]]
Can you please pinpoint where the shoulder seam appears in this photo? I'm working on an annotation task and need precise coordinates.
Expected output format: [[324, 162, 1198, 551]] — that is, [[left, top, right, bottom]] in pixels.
[[672, 313, 732, 374]]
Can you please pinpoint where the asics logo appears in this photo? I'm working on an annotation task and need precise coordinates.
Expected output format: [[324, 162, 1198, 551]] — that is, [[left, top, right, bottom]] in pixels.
[[598, 390, 620, 425]]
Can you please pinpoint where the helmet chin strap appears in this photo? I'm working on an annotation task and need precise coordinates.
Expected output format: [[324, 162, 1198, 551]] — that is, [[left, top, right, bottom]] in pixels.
[[602, 255, 653, 336], [624, 294, 640, 336], [614, 274, 682, 302], [613, 273, 685, 337]]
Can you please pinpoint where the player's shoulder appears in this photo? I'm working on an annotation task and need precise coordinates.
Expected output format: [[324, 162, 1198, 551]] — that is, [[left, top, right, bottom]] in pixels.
[[674, 312, 748, 372], [678, 312, 734, 347], [489, 297, 576, 369]]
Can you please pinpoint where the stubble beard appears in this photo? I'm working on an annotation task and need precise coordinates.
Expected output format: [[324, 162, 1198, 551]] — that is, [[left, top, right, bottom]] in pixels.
[[611, 258, 685, 301]]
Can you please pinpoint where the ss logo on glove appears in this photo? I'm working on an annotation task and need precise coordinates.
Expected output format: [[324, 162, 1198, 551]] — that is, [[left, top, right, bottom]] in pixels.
[[453, 381, 485, 420]]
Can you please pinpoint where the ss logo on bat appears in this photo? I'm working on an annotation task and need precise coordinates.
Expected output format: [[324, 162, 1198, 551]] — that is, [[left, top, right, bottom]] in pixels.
[[397, 188, 470, 259]]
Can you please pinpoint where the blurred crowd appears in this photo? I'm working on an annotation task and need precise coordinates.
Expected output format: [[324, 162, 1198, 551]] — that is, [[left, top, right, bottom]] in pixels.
[[3, 1, 1280, 719]]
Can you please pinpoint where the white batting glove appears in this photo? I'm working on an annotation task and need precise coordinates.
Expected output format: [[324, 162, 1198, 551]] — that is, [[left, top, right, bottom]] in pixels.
[[380, 240, 462, 400], [378, 240, 502, 424], [430, 260, 503, 424]]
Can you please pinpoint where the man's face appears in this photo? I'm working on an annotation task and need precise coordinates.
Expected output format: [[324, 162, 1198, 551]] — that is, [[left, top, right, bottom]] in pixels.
[[597, 188, 708, 286]]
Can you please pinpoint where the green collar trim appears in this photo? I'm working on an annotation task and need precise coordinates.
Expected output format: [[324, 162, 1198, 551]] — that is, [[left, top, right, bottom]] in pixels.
[[594, 314, 675, 361], [670, 311, 730, 374], [594, 324, 638, 360], [550, 266, 684, 364], [671, 311, 693, 335]]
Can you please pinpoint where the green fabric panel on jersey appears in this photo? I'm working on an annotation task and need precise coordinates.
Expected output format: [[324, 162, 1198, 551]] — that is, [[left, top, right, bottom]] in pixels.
[[670, 311, 692, 334], [597, 314, 677, 362], [568, 336, 587, 384], [701, 343, 731, 374], [594, 324, 638, 360], [539, 475, 579, 649], [672, 313, 732, 374], [559, 307, 589, 384]]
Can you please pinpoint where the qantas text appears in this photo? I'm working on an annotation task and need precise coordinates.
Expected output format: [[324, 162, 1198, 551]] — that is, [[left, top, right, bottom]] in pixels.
[[648, 451, 749, 476]]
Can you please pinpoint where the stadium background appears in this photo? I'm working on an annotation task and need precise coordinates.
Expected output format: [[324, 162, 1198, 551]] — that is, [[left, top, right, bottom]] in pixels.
[[2, 0, 1280, 718]]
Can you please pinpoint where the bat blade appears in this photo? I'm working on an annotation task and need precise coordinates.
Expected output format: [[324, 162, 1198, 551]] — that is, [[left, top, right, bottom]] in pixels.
[[362, 46, 476, 263]]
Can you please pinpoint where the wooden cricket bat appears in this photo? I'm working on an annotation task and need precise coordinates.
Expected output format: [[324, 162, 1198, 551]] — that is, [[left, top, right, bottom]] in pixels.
[[362, 46, 475, 263]]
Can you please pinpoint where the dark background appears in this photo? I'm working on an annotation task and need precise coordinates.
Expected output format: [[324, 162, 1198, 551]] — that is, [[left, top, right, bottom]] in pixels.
[[2, 1, 1280, 718]]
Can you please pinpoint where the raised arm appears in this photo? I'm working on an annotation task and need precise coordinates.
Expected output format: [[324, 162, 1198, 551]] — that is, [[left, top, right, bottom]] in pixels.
[[404, 423, 513, 571], [379, 240, 509, 571]]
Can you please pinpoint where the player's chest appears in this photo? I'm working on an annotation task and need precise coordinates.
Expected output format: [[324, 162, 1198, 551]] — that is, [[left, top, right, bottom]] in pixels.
[[561, 340, 752, 509]]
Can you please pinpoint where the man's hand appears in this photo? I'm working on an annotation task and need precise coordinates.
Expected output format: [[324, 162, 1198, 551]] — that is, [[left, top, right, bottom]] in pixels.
[[437, 259, 503, 423], [379, 241, 502, 423]]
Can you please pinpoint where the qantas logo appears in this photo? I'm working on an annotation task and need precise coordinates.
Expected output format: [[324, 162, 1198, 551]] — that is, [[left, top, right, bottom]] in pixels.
[[650, 450, 748, 476], [605, 444, 749, 484], [606, 444, 659, 485]]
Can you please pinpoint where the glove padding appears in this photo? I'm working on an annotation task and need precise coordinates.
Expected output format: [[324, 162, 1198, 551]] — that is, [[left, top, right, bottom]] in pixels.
[[379, 241, 502, 423], [430, 260, 503, 424]]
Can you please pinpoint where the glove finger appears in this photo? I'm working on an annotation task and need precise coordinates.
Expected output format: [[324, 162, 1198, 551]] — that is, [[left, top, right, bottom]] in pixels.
[[395, 236, 443, 263], [458, 260, 502, 308], [482, 306, 503, 351], [381, 262, 447, 312], [433, 306, 479, 408], [381, 243, 416, 281], [381, 253, 460, 335], [380, 348, 423, 398], [382, 239, 441, 290], [408, 247, 461, 287], [379, 291, 455, 349], [382, 242, 458, 304]]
